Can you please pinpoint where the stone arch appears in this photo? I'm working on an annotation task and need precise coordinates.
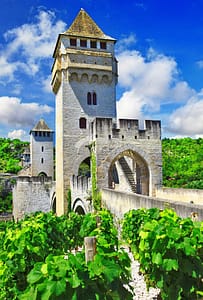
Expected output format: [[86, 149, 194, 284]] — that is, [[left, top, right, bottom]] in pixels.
[[108, 149, 149, 195], [70, 72, 78, 82], [71, 138, 90, 175], [78, 157, 91, 177], [38, 172, 47, 178], [101, 75, 109, 84], [72, 198, 87, 215], [97, 144, 155, 196], [81, 73, 89, 82], [91, 74, 98, 83]]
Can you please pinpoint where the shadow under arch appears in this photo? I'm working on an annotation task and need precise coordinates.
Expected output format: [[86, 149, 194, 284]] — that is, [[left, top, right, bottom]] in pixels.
[[51, 192, 56, 213], [108, 149, 149, 195], [38, 172, 47, 177], [72, 198, 86, 215]]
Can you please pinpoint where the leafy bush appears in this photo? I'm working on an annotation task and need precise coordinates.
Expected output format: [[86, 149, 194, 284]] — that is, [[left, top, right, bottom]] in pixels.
[[0, 210, 133, 299], [0, 211, 84, 298], [80, 209, 119, 252], [20, 249, 132, 300], [122, 208, 203, 299], [0, 138, 29, 173], [0, 191, 12, 212]]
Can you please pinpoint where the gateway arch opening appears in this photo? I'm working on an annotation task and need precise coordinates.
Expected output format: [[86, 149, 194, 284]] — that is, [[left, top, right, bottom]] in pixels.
[[108, 149, 149, 195]]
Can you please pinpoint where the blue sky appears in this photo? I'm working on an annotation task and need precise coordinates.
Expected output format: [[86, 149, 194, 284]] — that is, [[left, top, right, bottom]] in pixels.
[[0, 0, 203, 140]]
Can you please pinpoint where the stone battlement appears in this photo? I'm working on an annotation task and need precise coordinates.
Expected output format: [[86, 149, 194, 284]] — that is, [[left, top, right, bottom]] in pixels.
[[91, 118, 161, 140], [16, 176, 53, 183]]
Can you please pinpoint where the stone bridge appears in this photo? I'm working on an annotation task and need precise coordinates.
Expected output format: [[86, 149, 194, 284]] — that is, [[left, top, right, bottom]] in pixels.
[[69, 175, 203, 221], [12, 174, 203, 222]]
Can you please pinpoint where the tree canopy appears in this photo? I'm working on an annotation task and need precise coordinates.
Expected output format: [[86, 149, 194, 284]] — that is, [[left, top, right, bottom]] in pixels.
[[162, 137, 203, 189], [0, 138, 29, 174]]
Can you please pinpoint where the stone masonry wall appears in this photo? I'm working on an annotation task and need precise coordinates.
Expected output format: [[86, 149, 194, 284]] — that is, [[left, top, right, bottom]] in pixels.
[[92, 118, 162, 196], [156, 187, 203, 205], [102, 188, 203, 221], [70, 175, 92, 213], [13, 176, 53, 220]]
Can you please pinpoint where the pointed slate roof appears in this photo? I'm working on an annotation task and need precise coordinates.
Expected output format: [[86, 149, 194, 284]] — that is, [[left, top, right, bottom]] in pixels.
[[30, 119, 53, 133], [64, 8, 115, 40], [52, 9, 116, 58]]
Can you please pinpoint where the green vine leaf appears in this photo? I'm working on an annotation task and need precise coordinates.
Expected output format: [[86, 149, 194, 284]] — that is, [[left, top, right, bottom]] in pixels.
[[163, 258, 178, 271], [27, 263, 43, 284], [152, 252, 162, 265]]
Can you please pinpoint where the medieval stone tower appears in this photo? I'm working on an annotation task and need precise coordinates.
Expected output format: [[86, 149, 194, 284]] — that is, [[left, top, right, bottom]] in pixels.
[[30, 119, 54, 178], [13, 119, 54, 220], [52, 9, 162, 216]]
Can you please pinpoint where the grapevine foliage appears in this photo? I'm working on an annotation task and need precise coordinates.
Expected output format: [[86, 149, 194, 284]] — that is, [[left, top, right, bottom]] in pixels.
[[0, 209, 133, 300], [2, 207, 202, 299], [122, 208, 203, 299]]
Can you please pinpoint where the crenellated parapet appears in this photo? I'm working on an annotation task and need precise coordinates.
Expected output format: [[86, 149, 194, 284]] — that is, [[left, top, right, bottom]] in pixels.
[[14, 176, 53, 183], [91, 117, 161, 141]]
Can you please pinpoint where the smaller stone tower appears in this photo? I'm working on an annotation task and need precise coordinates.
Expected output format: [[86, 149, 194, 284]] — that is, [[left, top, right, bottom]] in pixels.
[[30, 119, 54, 178]]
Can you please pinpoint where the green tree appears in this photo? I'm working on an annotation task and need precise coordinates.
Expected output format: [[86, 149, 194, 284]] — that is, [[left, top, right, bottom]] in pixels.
[[162, 138, 203, 189]]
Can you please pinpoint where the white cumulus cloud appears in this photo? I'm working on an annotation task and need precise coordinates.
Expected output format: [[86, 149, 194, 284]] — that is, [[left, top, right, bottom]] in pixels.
[[116, 37, 199, 136], [0, 10, 66, 79], [0, 96, 53, 127], [168, 97, 203, 136], [8, 129, 27, 140], [42, 75, 52, 93], [117, 49, 179, 118], [116, 33, 137, 53]]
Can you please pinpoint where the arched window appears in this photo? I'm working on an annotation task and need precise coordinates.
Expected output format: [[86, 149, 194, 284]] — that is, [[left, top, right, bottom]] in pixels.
[[41, 158, 44, 164], [87, 92, 91, 105], [79, 118, 87, 129], [93, 92, 97, 105], [87, 92, 97, 105]]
